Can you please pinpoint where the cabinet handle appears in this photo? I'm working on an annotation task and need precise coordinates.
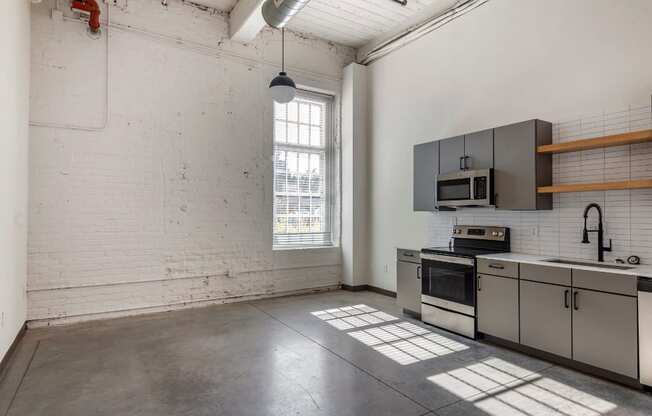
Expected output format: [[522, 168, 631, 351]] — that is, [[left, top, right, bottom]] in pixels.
[[477, 275, 482, 291], [564, 290, 569, 309], [573, 291, 579, 311], [463, 156, 470, 170], [417, 266, 421, 280], [488, 264, 505, 270], [459, 157, 464, 170]]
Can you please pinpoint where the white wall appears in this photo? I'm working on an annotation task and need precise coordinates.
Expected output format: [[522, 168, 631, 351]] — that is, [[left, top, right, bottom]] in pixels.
[[341, 63, 369, 287], [367, 0, 652, 291], [0, 0, 30, 361], [28, 0, 355, 325]]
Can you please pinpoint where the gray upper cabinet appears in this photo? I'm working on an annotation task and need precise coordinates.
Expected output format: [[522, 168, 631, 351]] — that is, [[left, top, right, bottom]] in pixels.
[[520, 280, 572, 359], [413, 141, 439, 211], [477, 274, 519, 343], [464, 129, 494, 170], [572, 289, 638, 378], [438, 135, 465, 174], [494, 120, 552, 210]]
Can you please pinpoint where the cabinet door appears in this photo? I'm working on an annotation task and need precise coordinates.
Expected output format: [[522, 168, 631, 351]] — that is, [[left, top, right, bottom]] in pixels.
[[413, 141, 439, 211], [397, 261, 421, 313], [572, 289, 638, 378], [439, 135, 465, 174], [477, 274, 519, 342], [464, 129, 493, 170], [494, 120, 536, 209], [520, 280, 572, 358]]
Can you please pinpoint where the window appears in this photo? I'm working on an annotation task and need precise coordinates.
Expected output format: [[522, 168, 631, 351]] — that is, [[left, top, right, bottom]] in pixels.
[[273, 90, 334, 248]]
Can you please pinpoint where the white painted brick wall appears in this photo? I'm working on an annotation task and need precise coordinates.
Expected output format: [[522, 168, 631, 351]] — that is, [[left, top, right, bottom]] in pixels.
[[428, 104, 652, 264], [28, 0, 355, 324]]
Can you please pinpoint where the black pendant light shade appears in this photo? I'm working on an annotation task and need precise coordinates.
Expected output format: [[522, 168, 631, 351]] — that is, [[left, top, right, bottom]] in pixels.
[[270, 28, 296, 104]]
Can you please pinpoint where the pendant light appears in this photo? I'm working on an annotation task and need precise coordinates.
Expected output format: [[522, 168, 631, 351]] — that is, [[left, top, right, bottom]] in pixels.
[[270, 28, 296, 104]]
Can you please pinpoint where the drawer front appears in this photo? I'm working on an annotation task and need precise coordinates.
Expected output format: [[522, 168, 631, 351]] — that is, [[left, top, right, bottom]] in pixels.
[[397, 249, 421, 264], [520, 263, 571, 286], [572, 269, 637, 296], [477, 258, 519, 278]]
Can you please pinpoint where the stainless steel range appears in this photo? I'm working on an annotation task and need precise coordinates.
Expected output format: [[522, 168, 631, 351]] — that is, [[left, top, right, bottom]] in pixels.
[[421, 225, 510, 339]]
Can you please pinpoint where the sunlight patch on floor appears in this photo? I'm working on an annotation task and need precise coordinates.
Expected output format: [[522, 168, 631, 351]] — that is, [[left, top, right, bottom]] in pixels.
[[311, 305, 398, 330], [349, 322, 469, 365], [428, 357, 617, 416]]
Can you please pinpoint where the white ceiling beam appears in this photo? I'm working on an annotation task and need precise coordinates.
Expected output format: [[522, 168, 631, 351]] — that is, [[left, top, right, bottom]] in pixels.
[[229, 0, 267, 42]]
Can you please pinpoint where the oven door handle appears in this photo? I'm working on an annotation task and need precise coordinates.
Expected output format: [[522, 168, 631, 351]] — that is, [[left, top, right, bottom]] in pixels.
[[420, 253, 474, 266]]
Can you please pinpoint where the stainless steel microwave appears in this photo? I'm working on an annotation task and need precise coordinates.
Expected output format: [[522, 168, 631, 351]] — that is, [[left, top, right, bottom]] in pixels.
[[436, 168, 494, 207]]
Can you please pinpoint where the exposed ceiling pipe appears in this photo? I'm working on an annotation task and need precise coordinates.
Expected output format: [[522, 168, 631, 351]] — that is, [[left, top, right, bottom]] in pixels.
[[359, 0, 489, 65], [261, 0, 311, 29], [71, 0, 101, 33]]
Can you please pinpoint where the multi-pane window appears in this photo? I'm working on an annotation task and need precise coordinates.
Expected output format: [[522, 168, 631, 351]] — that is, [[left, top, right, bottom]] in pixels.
[[273, 90, 333, 248]]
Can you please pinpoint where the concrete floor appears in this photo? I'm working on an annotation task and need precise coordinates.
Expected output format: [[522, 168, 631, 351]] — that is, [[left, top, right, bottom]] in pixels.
[[1, 290, 651, 416]]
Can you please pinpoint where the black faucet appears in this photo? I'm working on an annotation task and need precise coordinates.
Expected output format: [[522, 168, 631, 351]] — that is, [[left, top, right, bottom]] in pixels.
[[581, 203, 612, 262]]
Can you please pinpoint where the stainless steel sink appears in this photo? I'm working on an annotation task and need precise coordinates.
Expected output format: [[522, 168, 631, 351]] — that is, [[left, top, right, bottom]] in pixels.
[[544, 258, 634, 270]]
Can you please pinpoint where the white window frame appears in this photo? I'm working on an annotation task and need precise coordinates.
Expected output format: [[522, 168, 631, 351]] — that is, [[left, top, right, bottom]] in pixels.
[[273, 89, 336, 249]]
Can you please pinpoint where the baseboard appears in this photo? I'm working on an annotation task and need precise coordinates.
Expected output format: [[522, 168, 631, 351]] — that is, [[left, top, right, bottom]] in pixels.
[[27, 285, 340, 329], [341, 284, 397, 298], [0, 323, 27, 382], [340, 284, 368, 292]]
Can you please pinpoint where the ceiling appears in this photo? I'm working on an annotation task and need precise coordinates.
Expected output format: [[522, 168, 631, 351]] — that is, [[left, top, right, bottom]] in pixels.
[[191, 0, 455, 48], [191, 0, 238, 12], [286, 0, 452, 48]]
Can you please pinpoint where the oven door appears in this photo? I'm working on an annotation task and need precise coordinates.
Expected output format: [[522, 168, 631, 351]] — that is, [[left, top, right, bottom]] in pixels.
[[421, 253, 475, 316]]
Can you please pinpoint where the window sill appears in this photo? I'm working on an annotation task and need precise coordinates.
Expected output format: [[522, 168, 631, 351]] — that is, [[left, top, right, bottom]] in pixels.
[[273, 245, 337, 252]]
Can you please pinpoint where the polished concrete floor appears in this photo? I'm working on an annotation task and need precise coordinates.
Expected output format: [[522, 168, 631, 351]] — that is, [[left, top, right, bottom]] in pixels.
[[1, 290, 651, 416]]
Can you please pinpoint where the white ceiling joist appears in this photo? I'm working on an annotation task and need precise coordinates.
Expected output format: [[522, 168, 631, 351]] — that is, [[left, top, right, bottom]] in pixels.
[[229, 0, 267, 42]]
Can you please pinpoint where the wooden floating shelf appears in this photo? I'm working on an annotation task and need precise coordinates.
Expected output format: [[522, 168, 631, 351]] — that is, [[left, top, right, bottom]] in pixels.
[[538, 179, 652, 194], [537, 129, 652, 154]]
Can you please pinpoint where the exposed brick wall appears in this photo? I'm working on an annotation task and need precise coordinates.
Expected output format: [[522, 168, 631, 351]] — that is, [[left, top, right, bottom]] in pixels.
[[28, 0, 354, 324]]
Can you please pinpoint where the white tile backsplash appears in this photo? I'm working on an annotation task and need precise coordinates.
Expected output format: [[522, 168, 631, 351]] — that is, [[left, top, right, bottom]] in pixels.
[[428, 103, 652, 264]]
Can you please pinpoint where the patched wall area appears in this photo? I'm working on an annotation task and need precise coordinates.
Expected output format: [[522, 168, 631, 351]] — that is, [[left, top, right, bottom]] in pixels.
[[28, 0, 355, 324]]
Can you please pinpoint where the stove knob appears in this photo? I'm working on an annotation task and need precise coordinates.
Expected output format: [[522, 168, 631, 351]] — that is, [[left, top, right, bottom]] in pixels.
[[498, 232, 504, 237], [492, 231, 498, 236]]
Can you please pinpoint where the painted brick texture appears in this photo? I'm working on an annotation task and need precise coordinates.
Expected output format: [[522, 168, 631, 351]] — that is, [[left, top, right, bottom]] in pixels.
[[28, 0, 354, 324]]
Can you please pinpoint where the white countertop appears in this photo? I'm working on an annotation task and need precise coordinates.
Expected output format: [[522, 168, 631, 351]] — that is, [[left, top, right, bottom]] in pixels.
[[476, 252, 652, 278]]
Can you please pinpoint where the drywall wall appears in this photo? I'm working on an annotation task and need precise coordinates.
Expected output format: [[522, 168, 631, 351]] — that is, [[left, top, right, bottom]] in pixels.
[[341, 63, 370, 287], [0, 0, 30, 361], [366, 0, 652, 291], [28, 0, 355, 325]]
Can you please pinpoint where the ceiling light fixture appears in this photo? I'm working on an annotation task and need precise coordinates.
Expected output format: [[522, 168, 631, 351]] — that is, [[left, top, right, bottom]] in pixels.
[[269, 28, 296, 104]]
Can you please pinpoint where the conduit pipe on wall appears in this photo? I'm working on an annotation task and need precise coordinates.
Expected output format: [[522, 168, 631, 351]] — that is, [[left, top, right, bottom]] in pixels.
[[71, 0, 101, 33], [261, 0, 311, 29], [359, 0, 489, 65]]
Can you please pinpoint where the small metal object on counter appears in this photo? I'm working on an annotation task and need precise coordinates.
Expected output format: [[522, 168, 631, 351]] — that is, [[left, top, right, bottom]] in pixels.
[[628, 255, 641, 265]]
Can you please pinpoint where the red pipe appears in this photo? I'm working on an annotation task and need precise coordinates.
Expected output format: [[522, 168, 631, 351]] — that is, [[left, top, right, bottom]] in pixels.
[[71, 0, 101, 33]]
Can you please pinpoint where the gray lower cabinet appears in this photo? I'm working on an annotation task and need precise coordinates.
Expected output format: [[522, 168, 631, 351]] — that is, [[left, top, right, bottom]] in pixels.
[[572, 289, 638, 378], [494, 120, 552, 210], [413, 141, 439, 211], [464, 129, 494, 170], [439, 135, 465, 174], [477, 274, 519, 342], [520, 280, 572, 358]]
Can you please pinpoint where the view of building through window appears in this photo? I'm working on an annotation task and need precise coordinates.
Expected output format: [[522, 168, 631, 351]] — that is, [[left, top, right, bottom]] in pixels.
[[273, 91, 333, 247]]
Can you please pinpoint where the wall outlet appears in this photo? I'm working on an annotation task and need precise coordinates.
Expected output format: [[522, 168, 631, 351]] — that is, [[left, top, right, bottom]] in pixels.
[[383, 264, 388, 273]]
